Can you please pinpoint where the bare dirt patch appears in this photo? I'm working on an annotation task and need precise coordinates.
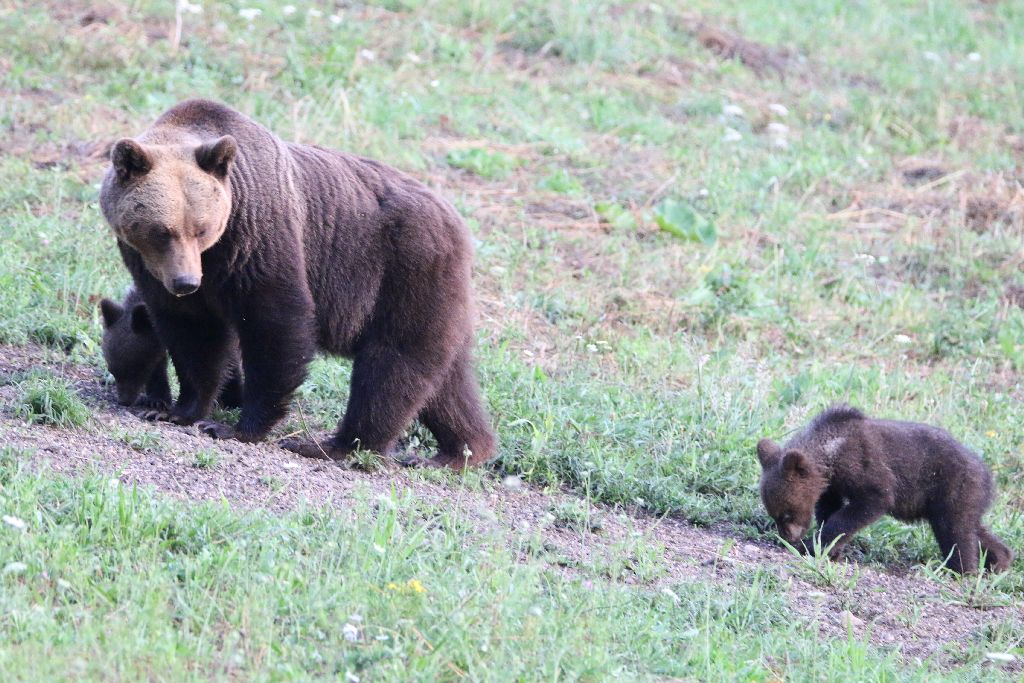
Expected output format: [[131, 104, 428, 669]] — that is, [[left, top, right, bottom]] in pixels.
[[0, 343, 1019, 671], [692, 22, 790, 78], [829, 160, 1024, 239]]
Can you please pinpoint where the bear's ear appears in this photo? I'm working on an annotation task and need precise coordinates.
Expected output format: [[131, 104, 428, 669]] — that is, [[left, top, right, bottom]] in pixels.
[[111, 138, 152, 181], [782, 450, 811, 478], [756, 439, 782, 469], [129, 303, 153, 334], [195, 135, 238, 179], [99, 298, 124, 328]]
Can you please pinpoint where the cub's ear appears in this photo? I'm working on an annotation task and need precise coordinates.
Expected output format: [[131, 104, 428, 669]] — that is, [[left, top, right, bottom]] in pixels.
[[99, 298, 124, 328], [756, 439, 782, 469], [195, 135, 237, 179], [111, 138, 152, 181], [782, 450, 810, 477], [129, 303, 153, 334]]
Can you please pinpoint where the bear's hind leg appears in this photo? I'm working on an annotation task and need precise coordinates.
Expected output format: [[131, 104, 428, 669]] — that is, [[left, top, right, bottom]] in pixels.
[[928, 513, 980, 574], [417, 346, 496, 469], [285, 345, 443, 461], [978, 526, 1014, 573]]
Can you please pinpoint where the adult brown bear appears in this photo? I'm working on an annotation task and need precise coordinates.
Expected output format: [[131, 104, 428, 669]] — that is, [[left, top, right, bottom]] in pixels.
[[99, 99, 496, 468]]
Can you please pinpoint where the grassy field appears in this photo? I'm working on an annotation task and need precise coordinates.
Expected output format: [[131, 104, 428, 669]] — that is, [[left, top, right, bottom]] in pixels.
[[0, 0, 1022, 679]]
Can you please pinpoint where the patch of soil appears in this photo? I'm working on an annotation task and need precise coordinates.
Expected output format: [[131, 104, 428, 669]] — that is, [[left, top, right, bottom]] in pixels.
[[1005, 285, 1024, 309], [0, 343, 1020, 672], [831, 161, 1024, 238], [694, 22, 789, 78]]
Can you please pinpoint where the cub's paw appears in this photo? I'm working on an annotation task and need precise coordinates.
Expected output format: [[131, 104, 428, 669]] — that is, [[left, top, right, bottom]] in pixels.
[[394, 452, 445, 469], [195, 420, 236, 440]]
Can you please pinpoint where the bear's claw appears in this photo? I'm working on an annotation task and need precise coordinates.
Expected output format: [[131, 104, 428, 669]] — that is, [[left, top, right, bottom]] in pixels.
[[134, 397, 170, 411], [136, 408, 171, 422], [196, 420, 236, 440]]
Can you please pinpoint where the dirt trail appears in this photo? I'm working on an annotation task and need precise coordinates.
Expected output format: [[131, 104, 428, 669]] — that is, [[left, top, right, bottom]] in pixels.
[[0, 344, 1019, 671]]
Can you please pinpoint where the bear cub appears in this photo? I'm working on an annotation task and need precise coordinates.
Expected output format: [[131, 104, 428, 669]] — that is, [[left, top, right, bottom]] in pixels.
[[100, 289, 242, 410], [757, 404, 1013, 574]]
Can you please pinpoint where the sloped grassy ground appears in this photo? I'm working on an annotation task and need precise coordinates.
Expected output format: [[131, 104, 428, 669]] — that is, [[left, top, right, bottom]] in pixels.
[[0, 0, 1022, 679]]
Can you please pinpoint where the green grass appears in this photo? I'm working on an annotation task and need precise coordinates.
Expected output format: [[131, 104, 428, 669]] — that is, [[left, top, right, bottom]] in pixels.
[[0, 0, 1023, 677], [0, 447, 967, 681], [191, 447, 220, 470], [16, 374, 90, 428]]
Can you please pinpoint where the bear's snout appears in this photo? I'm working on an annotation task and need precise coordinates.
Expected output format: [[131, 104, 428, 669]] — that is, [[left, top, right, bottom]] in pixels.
[[170, 275, 201, 297], [782, 523, 805, 544]]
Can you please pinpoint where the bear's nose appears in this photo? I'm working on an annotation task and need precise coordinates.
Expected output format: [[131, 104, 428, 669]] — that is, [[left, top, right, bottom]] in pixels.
[[171, 275, 200, 296]]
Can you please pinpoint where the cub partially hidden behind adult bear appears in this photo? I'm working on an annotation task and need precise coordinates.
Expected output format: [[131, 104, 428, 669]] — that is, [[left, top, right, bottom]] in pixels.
[[757, 405, 1013, 574], [100, 288, 243, 411]]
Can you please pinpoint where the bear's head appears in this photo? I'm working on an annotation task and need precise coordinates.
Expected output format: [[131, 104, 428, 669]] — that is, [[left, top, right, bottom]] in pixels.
[[100, 297, 164, 406], [756, 438, 826, 545], [99, 135, 237, 296]]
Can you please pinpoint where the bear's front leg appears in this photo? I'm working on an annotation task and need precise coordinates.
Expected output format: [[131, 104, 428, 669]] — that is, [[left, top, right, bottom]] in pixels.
[[140, 355, 172, 410], [157, 311, 234, 427], [227, 287, 316, 442], [817, 494, 888, 558]]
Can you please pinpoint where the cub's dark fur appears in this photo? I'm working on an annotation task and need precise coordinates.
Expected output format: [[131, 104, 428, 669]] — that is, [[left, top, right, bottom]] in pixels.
[[99, 99, 496, 468], [100, 289, 243, 410], [100, 288, 172, 408], [757, 405, 1013, 574]]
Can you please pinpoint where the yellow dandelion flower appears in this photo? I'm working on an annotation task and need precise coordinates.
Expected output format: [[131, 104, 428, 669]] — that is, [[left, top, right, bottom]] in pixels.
[[986, 430, 997, 438], [386, 582, 399, 591], [407, 579, 426, 594]]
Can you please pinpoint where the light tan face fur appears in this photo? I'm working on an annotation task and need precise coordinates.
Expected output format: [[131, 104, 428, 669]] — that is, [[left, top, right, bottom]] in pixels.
[[104, 139, 234, 296]]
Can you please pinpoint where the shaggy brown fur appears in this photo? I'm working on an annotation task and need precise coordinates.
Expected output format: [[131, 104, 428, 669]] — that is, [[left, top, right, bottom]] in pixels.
[[99, 99, 496, 468], [757, 405, 1013, 574], [100, 289, 243, 410]]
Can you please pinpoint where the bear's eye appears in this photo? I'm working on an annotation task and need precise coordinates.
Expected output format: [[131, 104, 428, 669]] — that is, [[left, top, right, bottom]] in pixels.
[[146, 226, 172, 247]]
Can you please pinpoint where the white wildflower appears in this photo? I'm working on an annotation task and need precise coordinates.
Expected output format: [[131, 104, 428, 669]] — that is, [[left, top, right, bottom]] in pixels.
[[2, 515, 26, 531], [359, 49, 376, 62], [329, 14, 342, 25], [342, 622, 359, 642], [986, 652, 1016, 663], [893, 334, 913, 344], [282, 5, 296, 16], [967, 52, 981, 62], [768, 103, 789, 117], [923, 50, 940, 63], [722, 127, 742, 143], [772, 137, 789, 150], [308, 8, 322, 18], [502, 474, 522, 489], [238, 8, 261, 21], [3, 562, 27, 574], [766, 122, 789, 136], [345, 672, 360, 683], [178, 0, 202, 14], [722, 103, 744, 118], [406, 52, 421, 63]]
